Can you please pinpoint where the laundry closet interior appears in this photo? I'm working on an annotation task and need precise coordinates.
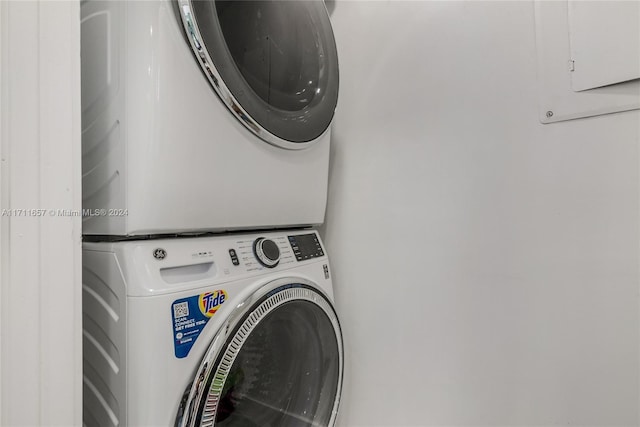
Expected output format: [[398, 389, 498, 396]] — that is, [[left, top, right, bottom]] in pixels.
[[0, 1, 638, 426]]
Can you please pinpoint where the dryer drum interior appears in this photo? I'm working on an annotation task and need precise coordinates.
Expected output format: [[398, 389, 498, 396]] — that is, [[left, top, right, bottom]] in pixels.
[[177, 0, 339, 147], [177, 283, 344, 427]]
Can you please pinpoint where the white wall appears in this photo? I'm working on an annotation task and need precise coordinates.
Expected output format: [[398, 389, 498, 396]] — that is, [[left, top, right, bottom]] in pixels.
[[0, 1, 82, 425], [323, 2, 639, 426]]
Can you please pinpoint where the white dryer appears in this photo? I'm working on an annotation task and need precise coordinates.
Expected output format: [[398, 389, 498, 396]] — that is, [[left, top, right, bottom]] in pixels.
[[82, 230, 343, 426], [81, 0, 339, 236]]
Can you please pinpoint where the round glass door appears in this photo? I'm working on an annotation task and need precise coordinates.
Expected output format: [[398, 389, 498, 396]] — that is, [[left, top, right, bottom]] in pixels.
[[176, 281, 343, 427], [177, 0, 339, 147]]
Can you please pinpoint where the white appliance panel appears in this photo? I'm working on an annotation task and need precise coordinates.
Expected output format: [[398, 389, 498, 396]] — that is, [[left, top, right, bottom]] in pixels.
[[81, 1, 333, 236]]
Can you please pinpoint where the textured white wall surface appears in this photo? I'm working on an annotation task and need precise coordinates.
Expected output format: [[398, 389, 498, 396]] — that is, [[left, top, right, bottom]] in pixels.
[[323, 1, 639, 426]]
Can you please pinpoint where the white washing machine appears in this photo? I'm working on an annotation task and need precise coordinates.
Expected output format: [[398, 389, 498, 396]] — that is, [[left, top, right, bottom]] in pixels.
[[82, 230, 343, 426], [81, 0, 339, 236]]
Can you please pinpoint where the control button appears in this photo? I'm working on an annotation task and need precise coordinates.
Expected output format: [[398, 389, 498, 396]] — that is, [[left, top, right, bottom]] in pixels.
[[253, 238, 280, 268], [228, 249, 239, 266], [262, 239, 279, 261]]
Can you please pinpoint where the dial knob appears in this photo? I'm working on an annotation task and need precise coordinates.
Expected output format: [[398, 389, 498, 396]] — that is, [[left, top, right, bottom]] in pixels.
[[253, 238, 280, 268]]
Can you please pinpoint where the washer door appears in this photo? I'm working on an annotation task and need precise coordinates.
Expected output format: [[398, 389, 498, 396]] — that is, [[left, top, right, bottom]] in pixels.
[[176, 280, 344, 427], [177, 0, 339, 148]]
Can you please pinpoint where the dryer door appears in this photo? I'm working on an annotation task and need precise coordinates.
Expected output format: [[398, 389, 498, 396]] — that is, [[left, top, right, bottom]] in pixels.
[[176, 279, 344, 427], [177, 0, 339, 148]]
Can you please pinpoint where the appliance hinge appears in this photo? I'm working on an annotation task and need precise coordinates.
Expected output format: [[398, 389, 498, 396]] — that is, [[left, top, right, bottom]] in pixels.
[[568, 59, 575, 72]]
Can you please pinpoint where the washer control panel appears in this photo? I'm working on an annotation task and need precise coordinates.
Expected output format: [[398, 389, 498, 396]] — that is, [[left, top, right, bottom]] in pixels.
[[223, 231, 325, 274], [288, 233, 324, 261], [111, 229, 329, 292], [232, 235, 295, 272]]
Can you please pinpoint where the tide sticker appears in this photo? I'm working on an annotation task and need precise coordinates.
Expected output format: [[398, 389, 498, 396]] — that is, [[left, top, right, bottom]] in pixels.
[[199, 290, 227, 317], [171, 289, 228, 358]]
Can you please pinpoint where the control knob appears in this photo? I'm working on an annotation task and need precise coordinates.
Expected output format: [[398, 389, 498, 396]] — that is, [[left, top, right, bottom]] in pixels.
[[253, 238, 280, 268]]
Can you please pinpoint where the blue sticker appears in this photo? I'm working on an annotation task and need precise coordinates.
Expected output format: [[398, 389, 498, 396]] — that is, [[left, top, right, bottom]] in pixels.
[[171, 289, 227, 358]]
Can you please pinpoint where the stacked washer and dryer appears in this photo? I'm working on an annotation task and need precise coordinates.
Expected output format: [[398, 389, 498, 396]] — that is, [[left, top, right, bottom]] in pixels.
[[81, 1, 343, 426]]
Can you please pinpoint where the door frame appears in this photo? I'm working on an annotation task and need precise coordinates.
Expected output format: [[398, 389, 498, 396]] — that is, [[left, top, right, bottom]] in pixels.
[[0, 1, 82, 425]]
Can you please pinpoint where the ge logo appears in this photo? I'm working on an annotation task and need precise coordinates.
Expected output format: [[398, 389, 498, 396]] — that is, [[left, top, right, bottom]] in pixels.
[[153, 248, 167, 260]]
